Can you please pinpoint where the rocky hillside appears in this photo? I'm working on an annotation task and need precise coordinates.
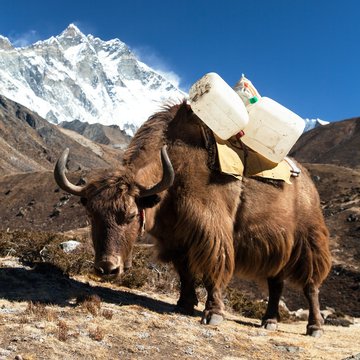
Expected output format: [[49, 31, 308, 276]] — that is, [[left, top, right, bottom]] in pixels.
[[59, 119, 131, 149], [290, 117, 360, 169], [0, 94, 124, 175], [289, 118, 360, 267]]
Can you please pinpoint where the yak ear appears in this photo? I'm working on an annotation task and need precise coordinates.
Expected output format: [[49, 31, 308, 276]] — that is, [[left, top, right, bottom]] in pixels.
[[136, 194, 161, 209]]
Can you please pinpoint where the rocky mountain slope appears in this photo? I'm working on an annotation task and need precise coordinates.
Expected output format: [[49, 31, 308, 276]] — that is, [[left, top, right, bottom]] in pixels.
[[0, 24, 185, 135], [59, 119, 131, 149], [0, 94, 123, 175], [290, 117, 360, 168]]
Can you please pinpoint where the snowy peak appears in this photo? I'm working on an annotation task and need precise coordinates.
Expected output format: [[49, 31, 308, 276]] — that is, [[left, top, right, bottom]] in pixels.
[[0, 24, 185, 135], [0, 35, 13, 50], [57, 24, 88, 49], [61, 23, 83, 38], [304, 118, 330, 132]]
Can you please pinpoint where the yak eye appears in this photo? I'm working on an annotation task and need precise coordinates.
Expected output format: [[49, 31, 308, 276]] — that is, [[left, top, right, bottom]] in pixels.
[[126, 212, 137, 222], [115, 211, 137, 224]]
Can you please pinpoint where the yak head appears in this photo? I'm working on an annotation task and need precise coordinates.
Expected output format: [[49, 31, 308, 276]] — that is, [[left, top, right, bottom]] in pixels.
[[54, 146, 174, 278]]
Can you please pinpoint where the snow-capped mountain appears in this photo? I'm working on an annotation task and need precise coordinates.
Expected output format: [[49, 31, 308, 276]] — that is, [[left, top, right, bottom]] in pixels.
[[0, 24, 185, 135], [303, 118, 329, 132]]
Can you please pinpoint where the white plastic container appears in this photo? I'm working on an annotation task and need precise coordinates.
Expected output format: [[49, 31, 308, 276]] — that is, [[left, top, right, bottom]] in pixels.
[[189, 73, 249, 140], [241, 97, 305, 163]]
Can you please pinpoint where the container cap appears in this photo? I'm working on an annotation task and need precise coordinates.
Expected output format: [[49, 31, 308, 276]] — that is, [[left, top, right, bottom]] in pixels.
[[249, 96, 258, 104]]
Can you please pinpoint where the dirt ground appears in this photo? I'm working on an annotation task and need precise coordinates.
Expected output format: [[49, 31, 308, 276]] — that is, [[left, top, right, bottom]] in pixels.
[[0, 255, 359, 360]]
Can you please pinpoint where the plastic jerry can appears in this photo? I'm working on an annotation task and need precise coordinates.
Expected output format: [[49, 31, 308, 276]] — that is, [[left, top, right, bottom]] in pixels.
[[189, 72, 249, 140], [241, 96, 305, 163]]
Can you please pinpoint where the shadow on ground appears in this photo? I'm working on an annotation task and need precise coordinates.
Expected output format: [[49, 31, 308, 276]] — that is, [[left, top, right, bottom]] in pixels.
[[0, 263, 180, 315]]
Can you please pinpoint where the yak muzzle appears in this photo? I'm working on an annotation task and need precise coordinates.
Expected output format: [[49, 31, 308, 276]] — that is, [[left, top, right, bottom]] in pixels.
[[94, 256, 123, 277]]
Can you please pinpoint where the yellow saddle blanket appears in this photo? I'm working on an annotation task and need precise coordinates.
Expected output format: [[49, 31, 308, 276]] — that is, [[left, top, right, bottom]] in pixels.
[[215, 135, 297, 184]]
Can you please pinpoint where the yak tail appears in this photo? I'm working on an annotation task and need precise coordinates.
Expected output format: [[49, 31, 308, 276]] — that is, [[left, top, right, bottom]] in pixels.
[[288, 225, 332, 287]]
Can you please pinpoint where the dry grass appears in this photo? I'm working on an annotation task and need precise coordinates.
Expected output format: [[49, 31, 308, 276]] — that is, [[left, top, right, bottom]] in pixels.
[[0, 230, 294, 322], [1, 252, 359, 359], [57, 320, 69, 342], [22, 301, 58, 323], [102, 309, 114, 320], [0, 229, 94, 275], [76, 294, 102, 316], [89, 326, 105, 341], [225, 288, 294, 322]]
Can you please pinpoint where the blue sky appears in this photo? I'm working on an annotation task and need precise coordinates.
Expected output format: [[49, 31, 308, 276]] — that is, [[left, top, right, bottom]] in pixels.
[[0, 0, 359, 122]]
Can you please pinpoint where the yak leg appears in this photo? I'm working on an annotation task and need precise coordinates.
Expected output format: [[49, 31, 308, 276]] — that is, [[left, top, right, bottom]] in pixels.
[[201, 278, 225, 326], [262, 276, 284, 330], [173, 258, 198, 315], [303, 281, 324, 337]]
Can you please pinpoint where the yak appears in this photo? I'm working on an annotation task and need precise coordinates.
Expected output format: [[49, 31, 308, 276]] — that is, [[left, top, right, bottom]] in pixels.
[[54, 101, 331, 337]]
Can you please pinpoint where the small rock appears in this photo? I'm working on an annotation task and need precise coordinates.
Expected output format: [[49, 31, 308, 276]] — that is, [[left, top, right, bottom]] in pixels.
[[140, 311, 152, 319], [325, 316, 352, 327], [16, 208, 26, 217], [59, 240, 82, 253], [342, 353, 360, 360], [138, 332, 150, 339], [0, 348, 11, 357], [274, 344, 301, 353], [202, 329, 214, 338], [290, 308, 308, 321], [59, 195, 70, 204], [49, 208, 61, 218], [347, 214, 358, 222], [39, 247, 49, 260], [35, 322, 46, 329], [6, 344, 17, 351], [321, 308, 335, 320]]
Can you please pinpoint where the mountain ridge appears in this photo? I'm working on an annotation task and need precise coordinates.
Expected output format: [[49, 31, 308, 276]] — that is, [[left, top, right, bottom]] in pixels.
[[0, 94, 123, 175], [290, 117, 360, 168], [0, 24, 185, 135]]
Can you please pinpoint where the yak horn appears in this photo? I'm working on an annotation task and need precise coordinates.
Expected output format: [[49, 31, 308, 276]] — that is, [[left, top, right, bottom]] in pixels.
[[140, 145, 175, 198], [54, 148, 86, 196]]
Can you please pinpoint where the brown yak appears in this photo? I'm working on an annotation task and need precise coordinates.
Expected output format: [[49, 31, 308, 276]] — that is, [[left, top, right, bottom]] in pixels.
[[54, 101, 331, 337]]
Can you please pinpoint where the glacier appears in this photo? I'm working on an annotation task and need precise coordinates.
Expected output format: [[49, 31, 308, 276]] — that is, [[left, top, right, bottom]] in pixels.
[[0, 24, 185, 135]]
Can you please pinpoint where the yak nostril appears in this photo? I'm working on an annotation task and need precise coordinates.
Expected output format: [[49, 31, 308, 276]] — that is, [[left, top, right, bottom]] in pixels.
[[95, 261, 120, 276], [109, 267, 120, 275]]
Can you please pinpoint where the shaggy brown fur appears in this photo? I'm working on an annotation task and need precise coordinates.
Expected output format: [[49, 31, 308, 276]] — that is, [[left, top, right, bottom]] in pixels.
[[65, 100, 331, 336]]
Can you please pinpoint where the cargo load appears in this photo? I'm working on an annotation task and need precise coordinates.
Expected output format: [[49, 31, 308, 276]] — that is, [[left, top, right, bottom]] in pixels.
[[189, 73, 305, 163]]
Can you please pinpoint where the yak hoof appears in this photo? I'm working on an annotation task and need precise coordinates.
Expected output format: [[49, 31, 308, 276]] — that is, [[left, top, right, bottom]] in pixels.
[[262, 321, 277, 331], [201, 313, 224, 326], [262, 319, 278, 331], [306, 326, 323, 338]]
